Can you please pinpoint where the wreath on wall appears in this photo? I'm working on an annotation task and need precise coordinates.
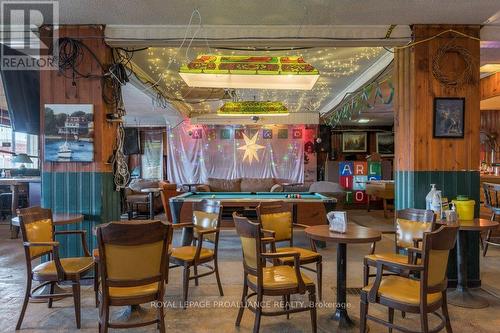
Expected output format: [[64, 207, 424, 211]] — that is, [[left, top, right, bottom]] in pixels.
[[432, 44, 475, 87]]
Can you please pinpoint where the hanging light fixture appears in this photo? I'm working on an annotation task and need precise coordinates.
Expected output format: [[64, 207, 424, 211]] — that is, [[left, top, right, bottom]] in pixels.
[[217, 101, 289, 117], [179, 55, 319, 90]]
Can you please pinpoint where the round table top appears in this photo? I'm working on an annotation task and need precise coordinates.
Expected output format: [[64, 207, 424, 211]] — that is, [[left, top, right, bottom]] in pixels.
[[438, 218, 499, 231], [305, 224, 382, 244], [140, 187, 161, 193], [11, 213, 84, 227]]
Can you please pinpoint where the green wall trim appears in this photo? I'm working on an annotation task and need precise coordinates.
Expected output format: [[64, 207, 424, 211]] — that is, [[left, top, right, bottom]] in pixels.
[[42, 171, 121, 258], [395, 170, 481, 286]]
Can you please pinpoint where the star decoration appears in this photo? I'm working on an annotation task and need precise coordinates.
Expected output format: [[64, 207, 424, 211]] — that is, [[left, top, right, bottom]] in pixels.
[[238, 132, 265, 164]]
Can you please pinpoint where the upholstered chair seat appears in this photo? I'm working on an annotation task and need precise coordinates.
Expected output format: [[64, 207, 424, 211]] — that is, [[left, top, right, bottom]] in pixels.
[[171, 246, 214, 261], [274, 247, 321, 263], [247, 265, 314, 291], [107, 283, 159, 299], [32, 257, 94, 280]]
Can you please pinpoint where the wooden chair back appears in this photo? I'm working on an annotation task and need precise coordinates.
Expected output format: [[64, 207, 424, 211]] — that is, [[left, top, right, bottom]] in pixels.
[[420, 225, 458, 295], [17, 206, 55, 260], [159, 181, 178, 222], [395, 208, 436, 251], [192, 200, 222, 245], [482, 182, 500, 213], [233, 212, 263, 281], [97, 220, 171, 290], [256, 201, 293, 245]]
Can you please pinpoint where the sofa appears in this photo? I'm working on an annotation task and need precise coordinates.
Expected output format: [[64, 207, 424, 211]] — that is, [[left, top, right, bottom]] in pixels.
[[196, 177, 285, 192]]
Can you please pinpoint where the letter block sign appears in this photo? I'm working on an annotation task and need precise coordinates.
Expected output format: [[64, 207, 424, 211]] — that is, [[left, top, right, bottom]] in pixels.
[[368, 162, 381, 177], [354, 190, 367, 203], [339, 161, 354, 176], [345, 191, 353, 204], [353, 161, 367, 175], [339, 175, 353, 189]]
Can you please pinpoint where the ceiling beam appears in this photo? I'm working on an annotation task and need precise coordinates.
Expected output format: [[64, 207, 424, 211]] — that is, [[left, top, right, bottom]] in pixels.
[[105, 25, 412, 47]]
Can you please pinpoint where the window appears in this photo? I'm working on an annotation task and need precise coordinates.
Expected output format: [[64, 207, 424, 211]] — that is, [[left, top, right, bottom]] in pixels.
[[0, 125, 39, 169]]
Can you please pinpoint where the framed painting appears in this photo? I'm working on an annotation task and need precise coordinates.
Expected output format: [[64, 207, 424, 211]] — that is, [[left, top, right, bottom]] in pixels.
[[376, 132, 394, 156], [342, 132, 367, 153], [433, 98, 465, 138]]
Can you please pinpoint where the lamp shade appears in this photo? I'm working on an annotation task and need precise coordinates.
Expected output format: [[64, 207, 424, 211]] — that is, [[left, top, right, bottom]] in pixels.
[[12, 153, 33, 164], [180, 55, 319, 90]]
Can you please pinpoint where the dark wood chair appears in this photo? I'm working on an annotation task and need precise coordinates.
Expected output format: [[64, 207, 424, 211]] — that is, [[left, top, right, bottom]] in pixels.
[[364, 208, 436, 286], [169, 200, 224, 308], [96, 220, 172, 333], [256, 201, 323, 300], [233, 213, 317, 333], [482, 182, 500, 256], [360, 225, 458, 333], [158, 181, 178, 222], [16, 206, 94, 330]]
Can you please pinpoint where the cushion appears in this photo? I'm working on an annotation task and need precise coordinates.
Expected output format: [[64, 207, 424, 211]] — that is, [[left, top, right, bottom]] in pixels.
[[276, 247, 321, 263], [240, 178, 276, 192], [170, 246, 214, 261], [362, 275, 441, 306], [108, 282, 159, 298], [32, 257, 94, 278], [207, 178, 241, 192], [365, 252, 420, 266], [247, 265, 314, 290]]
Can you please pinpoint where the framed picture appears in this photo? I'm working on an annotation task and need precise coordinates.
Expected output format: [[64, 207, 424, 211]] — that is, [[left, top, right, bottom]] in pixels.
[[327, 211, 347, 233], [342, 132, 367, 152], [433, 98, 465, 138], [376, 132, 394, 156], [44, 104, 94, 162]]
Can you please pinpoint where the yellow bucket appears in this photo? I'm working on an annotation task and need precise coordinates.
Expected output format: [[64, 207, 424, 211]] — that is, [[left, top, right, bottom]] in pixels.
[[452, 199, 475, 221]]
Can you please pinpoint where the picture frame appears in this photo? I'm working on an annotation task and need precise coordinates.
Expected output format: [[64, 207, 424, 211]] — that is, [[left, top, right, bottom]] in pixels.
[[342, 132, 367, 153], [376, 132, 394, 156], [44, 104, 94, 162], [433, 97, 465, 138]]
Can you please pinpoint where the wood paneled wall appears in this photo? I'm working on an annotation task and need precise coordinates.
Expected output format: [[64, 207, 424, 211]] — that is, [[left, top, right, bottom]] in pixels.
[[395, 25, 481, 172], [40, 26, 117, 173]]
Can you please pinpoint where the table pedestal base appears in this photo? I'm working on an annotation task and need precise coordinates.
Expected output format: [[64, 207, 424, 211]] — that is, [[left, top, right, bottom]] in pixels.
[[319, 313, 367, 333], [447, 289, 489, 309]]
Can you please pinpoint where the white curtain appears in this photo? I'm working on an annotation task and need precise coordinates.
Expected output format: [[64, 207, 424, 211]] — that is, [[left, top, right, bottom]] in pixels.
[[167, 122, 304, 184]]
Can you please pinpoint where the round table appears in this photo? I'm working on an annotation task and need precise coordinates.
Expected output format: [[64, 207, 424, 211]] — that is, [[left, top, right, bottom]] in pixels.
[[305, 224, 381, 331], [140, 188, 161, 219], [439, 218, 499, 309]]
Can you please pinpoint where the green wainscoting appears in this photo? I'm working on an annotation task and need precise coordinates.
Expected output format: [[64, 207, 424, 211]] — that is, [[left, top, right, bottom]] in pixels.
[[395, 170, 481, 287], [42, 171, 121, 258]]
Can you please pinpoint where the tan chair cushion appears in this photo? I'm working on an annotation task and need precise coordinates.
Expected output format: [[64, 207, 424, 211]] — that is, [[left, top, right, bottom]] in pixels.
[[32, 257, 94, 277], [260, 212, 292, 242], [276, 247, 321, 263], [247, 265, 314, 290], [108, 282, 159, 298], [365, 252, 417, 265], [24, 218, 53, 258], [170, 246, 214, 261], [362, 275, 441, 306]]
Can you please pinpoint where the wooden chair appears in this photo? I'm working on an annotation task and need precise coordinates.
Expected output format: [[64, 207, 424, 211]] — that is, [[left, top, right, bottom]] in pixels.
[[158, 181, 178, 222], [169, 200, 224, 308], [360, 225, 458, 333], [96, 220, 172, 333], [256, 201, 323, 300], [482, 182, 500, 256], [233, 213, 317, 333], [16, 206, 94, 330], [364, 208, 436, 286]]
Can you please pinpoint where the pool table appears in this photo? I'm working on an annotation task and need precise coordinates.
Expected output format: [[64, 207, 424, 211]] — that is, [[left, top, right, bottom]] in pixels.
[[169, 192, 337, 245]]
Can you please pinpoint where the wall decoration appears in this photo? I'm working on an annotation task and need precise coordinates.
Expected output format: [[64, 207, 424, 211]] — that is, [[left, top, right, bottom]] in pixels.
[[235, 129, 244, 140], [191, 128, 203, 139], [262, 128, 273, 139], [339, 160, 381, 204], [342, 132, 367, 152], [376, 132, 395, 156], [207, 128, 217, 140], [278, 128, 288, 139], [432, 44, 475, 87], [44, 104, 94, 162], [220, 128, 231, 140], [238, 132, 265, 164], [292, 128, 303, 139], [433, 98, 465, 138]]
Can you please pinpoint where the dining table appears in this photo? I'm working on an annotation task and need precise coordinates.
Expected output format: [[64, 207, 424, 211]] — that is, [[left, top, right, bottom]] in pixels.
[[305, 224, 381, 331], [439, 218, 499, 309]]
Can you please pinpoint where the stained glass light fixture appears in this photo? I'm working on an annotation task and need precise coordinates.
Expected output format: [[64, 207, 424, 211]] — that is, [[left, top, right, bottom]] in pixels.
[[217, 101, 289, 117], [179, 55, 319, 90]]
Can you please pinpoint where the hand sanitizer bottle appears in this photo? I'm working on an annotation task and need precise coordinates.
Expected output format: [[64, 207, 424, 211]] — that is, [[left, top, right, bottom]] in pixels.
[[426, 184, 437, 210], [431, 190, 443, 218]]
